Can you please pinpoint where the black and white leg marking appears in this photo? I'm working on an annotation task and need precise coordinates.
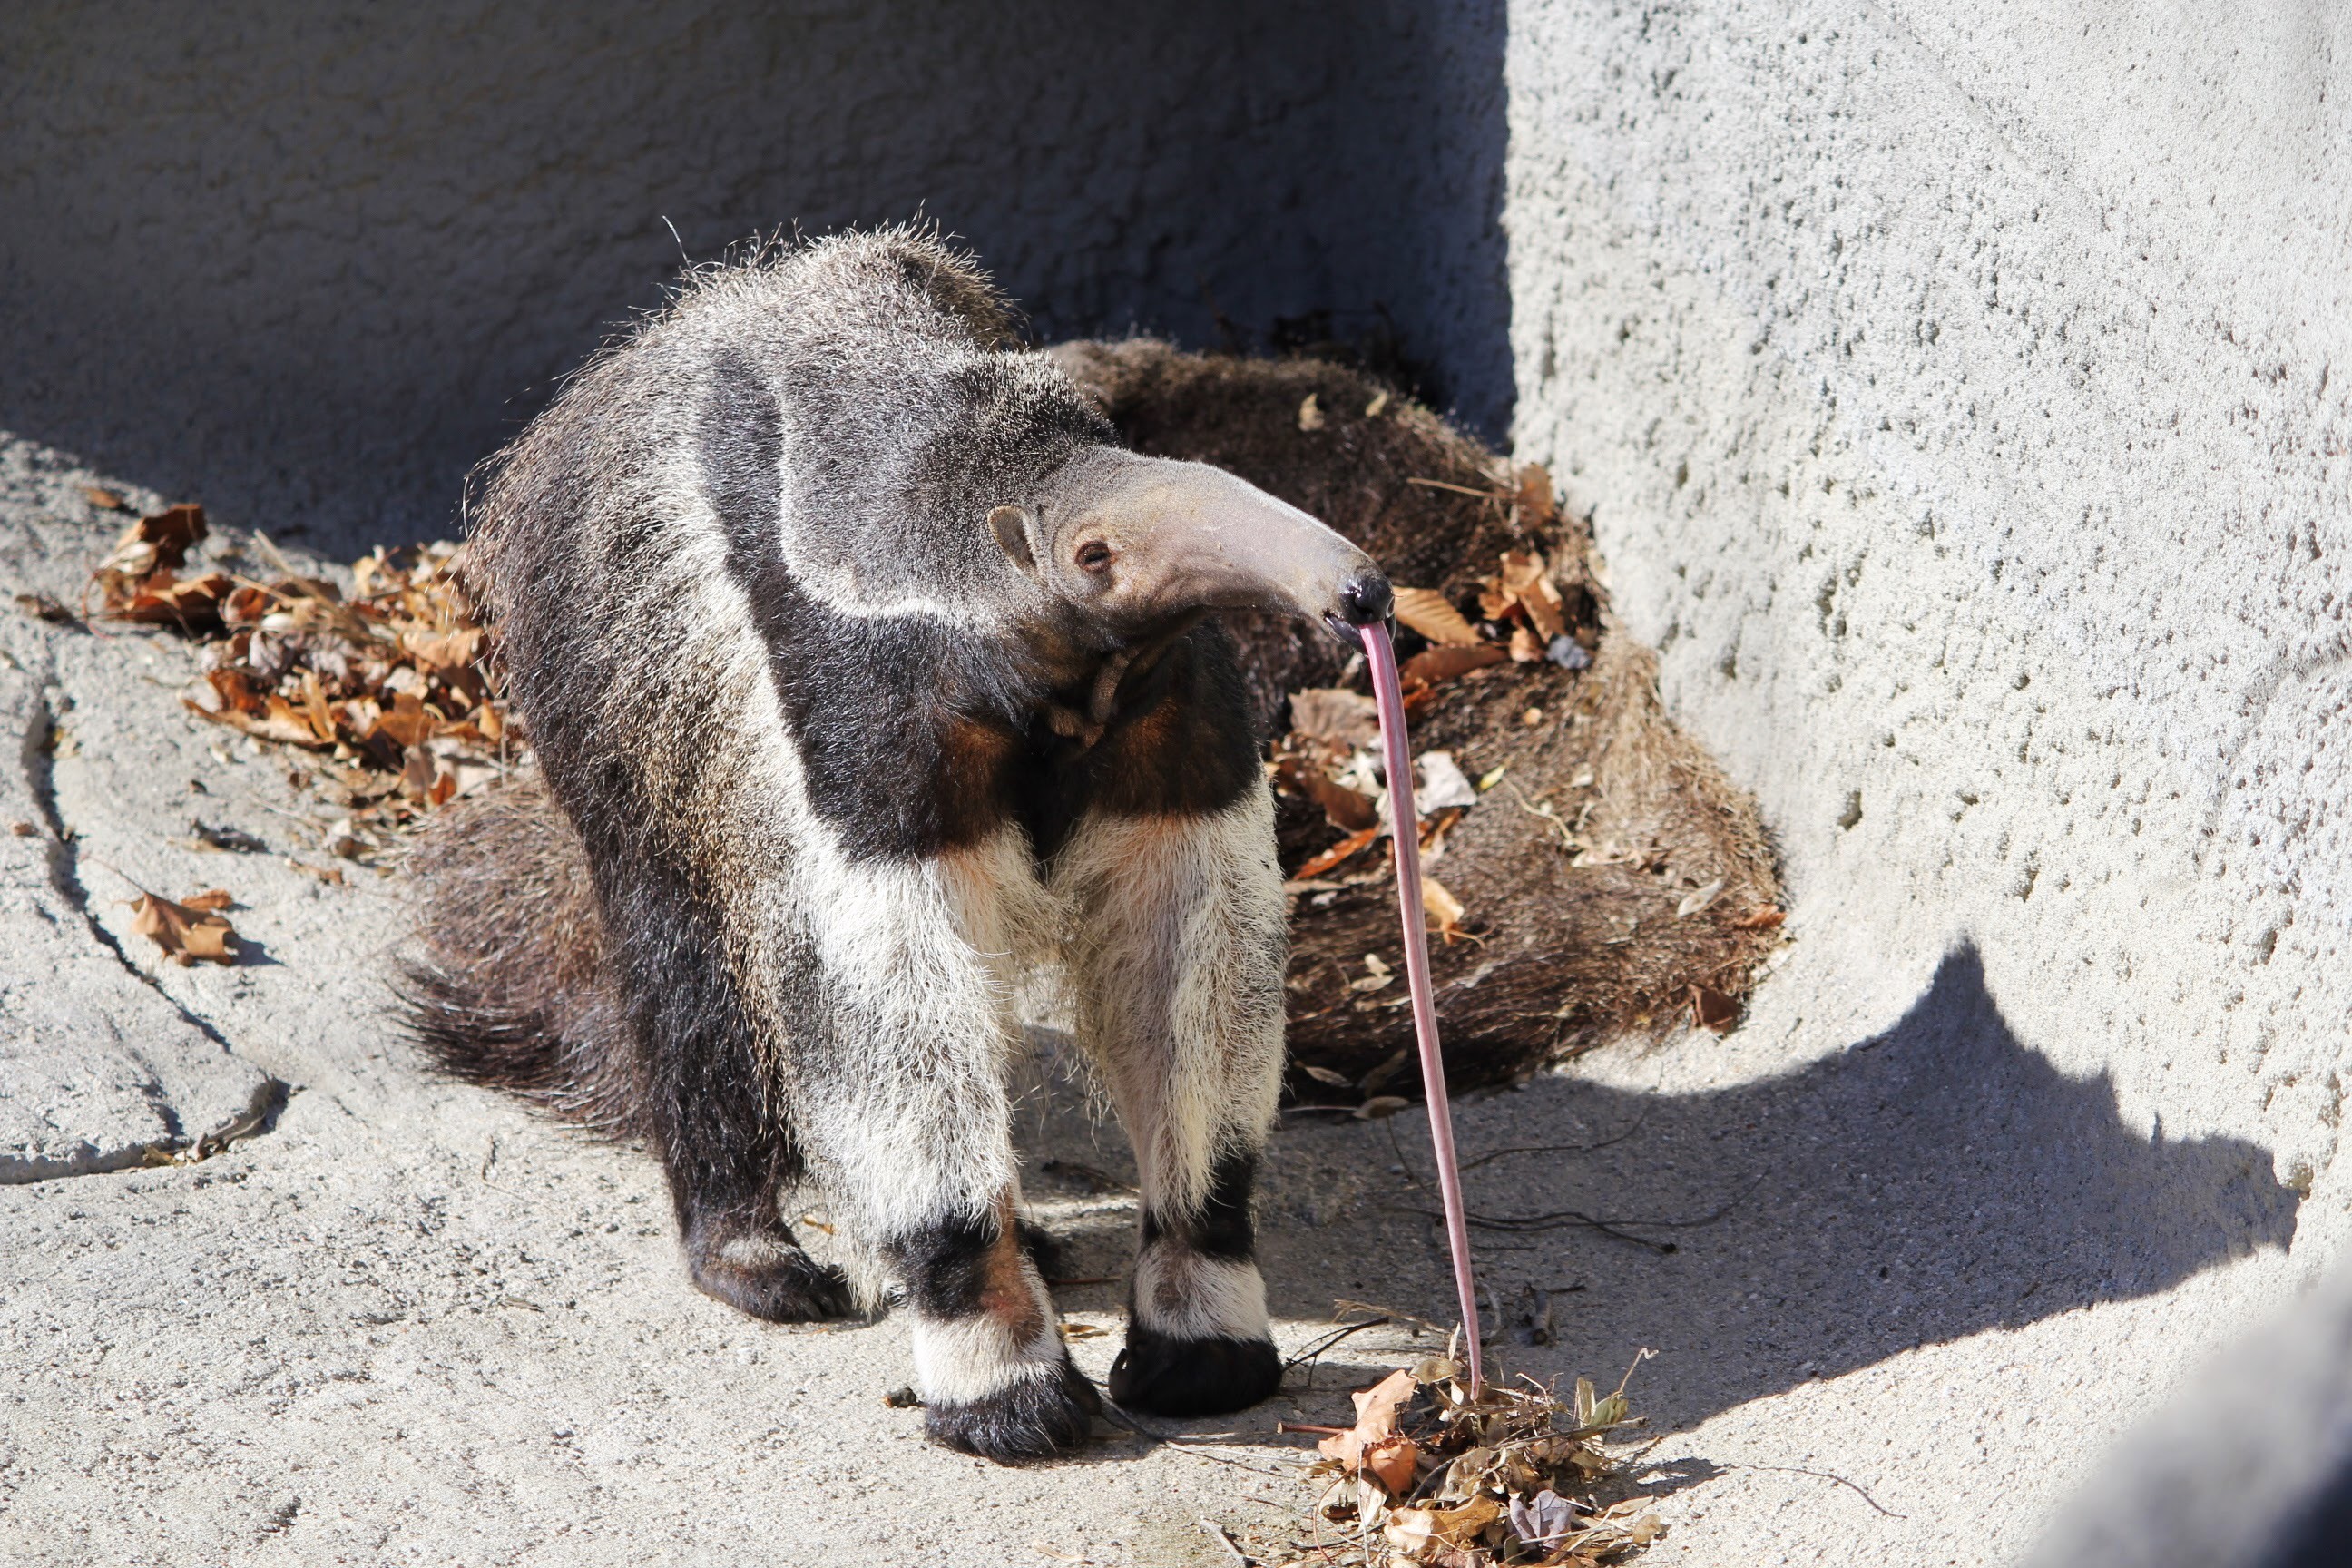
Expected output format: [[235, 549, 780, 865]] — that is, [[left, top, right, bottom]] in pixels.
[[1054, 791, 1289, 1416], [769, 826, 1095, 1459], [887, 1198, 1100, 1460]]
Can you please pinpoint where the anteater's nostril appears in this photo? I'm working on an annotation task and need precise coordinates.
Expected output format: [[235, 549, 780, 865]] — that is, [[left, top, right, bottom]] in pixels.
[[1338, 571, 1394, 627]]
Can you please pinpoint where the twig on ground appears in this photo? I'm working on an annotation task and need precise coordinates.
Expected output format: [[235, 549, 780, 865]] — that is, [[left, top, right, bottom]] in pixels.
[[1405, 476, 1514, 499], [1093, 1403, 1297, 1478], [1455, 1113, 1651, 1171], [1331, 1298, 1453, 1338], [1739, 1463, 1907, 1519], [1281, 1317, 1392, 1381], [1199, 1518, 1249, 1566]]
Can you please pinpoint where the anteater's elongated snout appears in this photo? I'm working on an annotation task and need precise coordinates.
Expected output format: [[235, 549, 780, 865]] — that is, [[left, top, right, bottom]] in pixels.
[[1028, 452, 1389, 640]]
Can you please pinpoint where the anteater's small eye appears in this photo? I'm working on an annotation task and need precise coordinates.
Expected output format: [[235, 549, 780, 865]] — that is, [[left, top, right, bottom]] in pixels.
[[1074, 540, 1113, 573]]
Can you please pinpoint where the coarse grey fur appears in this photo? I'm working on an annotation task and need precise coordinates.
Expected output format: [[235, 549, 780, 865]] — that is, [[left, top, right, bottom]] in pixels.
[[407, 227, 1388, 1460]]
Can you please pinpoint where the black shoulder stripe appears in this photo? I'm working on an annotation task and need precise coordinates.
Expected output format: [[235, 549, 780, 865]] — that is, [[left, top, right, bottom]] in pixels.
[[701, 348, 785, 582]]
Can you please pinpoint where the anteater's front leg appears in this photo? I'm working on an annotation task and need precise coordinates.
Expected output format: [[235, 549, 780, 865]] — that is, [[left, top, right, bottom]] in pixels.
[[1055, 789, 1290, 1416], [783, 833, 1098, 1460]]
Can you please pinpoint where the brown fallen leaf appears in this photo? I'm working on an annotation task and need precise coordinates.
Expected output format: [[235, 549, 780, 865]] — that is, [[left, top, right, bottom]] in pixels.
[[83, 486, 129, 512], [1294, 826, 1380, 879], [1498, 550, 1568, 642], [1730, 906, 1787, 931], [402, 625, 484, 672], [1690, 984, 1739, 1032], [1399, 643, 1508, 688], [107, 571, 233, 629], [1391, 586, 1480, 648], [1301, 770, 1378, 833], [1317, 1368, 1418, 1475], [14, 592, 82, 628], [1384, 1494, 1501, 1558], [1289, 687, 1380, 750], [1362, 1433, 1419, 1494], [181, 888, 235, 912], [1515, 462, 1559, 529], [129, 891, 238, 966], [377, 691, 435, 750], [96, 504, 208, 588], [1508, 624, 1544, 662], [1422, 877, 1469, 943]]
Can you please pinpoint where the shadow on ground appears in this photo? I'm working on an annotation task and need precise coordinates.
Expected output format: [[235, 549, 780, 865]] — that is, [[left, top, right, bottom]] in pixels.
[[1032, 945, 2300, 1430]]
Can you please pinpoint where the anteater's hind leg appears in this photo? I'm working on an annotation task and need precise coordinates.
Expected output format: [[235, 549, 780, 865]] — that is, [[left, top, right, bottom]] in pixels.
[[786, 832, 1100, 1461], [1054, 790, 1289, 1416], [649, 1078, 851, 1324], [603, 875, 851, 1323]]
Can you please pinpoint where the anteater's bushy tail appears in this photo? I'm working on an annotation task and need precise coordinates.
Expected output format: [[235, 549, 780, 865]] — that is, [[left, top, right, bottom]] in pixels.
[[399, 773, 642, 1134]]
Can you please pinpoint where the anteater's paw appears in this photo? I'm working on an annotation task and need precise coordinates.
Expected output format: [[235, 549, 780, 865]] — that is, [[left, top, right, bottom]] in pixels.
[[688, 1232, 854, 1322], [923, 1357, 1102, 1462], [1108, 1322, 1282, 1416]]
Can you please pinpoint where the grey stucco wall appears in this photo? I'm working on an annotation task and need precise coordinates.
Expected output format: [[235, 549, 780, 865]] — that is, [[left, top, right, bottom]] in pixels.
[[1509, 0, 2351, 1200], [0, 1, 1507, 553], [1504, 1, 2349, 1548]]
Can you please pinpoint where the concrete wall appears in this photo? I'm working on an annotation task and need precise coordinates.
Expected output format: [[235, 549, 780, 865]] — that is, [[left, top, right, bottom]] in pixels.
[[1508, 0, 2350, 1215], [0, 1, 1509, 553]]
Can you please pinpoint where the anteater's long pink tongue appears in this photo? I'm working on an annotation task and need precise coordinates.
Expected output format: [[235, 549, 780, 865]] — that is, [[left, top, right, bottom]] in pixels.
[[1360, 621, 1485, 1396]]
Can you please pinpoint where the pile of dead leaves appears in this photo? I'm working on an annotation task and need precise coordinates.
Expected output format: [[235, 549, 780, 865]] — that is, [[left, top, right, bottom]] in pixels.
[[1269, 503, 1596, 938], [86, 499, 514, 833], [1269, 1354, 1662, 1568]]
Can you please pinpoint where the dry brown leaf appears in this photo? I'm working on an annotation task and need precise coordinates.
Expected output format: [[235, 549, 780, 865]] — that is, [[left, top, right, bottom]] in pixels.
[[1690, 984, 1739, 1032], [129, 891, 238, 966], [1498, 551, 1567, 641], [399, 744, 438, 800], [377, 691, 435, 750], [1317, 1368, 1418, 1475], [181, 888, 235, 912], [1289, 687, 1380, 750], [107, 571, 233, 628], [1515, 463, 1559, 529], [83, 486, 128, 512], [1384, 1494, 1501, 1558], [1302, 770, 1379, 833], [1508, 625, 1544, 662], [1399, 643, 1507, 689], [402, 625, 484, 671], [1422, 877, 1468, 942], [1391, 587, 1480, 647], [128, 504, 205, 567], [1730, 906, 1787, 931], [1362, 1433, 1420, 1494], [1294, 826, 1380, 880], [15, 592, 81, 627]]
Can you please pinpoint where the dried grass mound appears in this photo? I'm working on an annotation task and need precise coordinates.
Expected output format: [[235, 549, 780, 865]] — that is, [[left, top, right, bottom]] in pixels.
[[1053, 341, 1784, 1096]]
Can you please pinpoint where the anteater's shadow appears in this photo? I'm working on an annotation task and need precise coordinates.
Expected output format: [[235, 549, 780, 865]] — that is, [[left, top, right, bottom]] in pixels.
[[1017, 943, 2301, 1436]]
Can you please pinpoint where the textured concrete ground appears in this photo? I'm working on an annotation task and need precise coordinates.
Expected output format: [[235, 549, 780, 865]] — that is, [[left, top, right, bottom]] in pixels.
[[0, 420, 2312, 1565]]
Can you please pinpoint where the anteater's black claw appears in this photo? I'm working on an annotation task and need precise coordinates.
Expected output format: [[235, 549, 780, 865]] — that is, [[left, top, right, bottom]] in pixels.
[[1109, 1322, 1282, 1417]]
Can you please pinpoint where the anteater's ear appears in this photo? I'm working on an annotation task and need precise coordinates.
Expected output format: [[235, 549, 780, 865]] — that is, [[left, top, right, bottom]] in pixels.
[[988, 505, 1043, 578]]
